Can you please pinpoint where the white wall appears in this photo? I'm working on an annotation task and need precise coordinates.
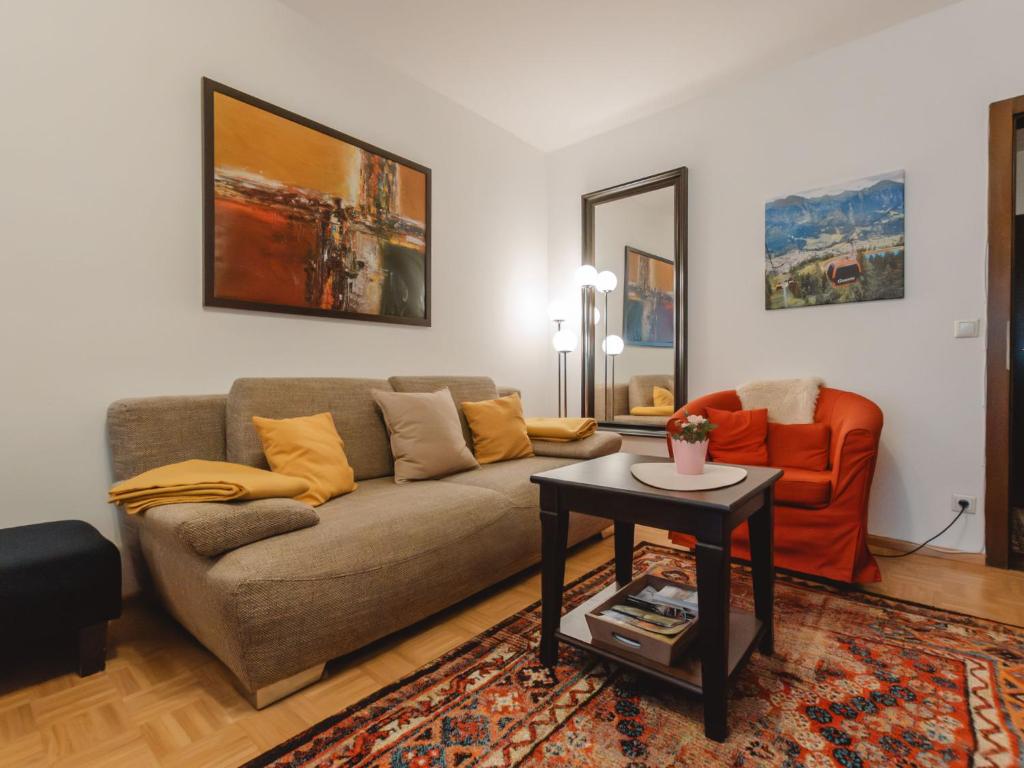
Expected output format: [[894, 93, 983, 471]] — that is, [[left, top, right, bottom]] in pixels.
[[0, 0, 551, 590], [593, 189, 676, 385], [548, 0, 1024, 552]]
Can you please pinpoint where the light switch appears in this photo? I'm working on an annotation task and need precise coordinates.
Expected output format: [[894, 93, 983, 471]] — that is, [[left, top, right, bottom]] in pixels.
[[954, 319, 980, 338]]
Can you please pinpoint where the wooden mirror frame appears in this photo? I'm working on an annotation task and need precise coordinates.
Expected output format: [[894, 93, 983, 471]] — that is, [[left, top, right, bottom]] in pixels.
[[580, 168, 688, 433]]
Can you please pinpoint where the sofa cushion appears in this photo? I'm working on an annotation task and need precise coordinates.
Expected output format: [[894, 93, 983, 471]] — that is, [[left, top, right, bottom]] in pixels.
[[653, 386, 674, 408], [212, 478, 513, 581], [767, 422, 830, 471], [707, 407, 769, 465], [775, 467, 831, 508], [372, 389, 479, 482], [148, 498, 320, 557], [226, 378, 394, 481], [441, 455, 576, 507], [252, 413, 357, 505], [461, 393, 534, 465], [388, 376, 499, 449]]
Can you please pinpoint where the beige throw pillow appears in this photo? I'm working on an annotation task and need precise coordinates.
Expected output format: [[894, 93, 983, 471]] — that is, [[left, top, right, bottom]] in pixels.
[[373, 388, 479, 482]]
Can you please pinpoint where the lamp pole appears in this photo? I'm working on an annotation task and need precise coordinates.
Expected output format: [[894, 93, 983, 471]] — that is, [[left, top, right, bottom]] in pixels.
[[555, 320, 563, 417], [603, 290, 610, 420], [549, 302, 577, 419]]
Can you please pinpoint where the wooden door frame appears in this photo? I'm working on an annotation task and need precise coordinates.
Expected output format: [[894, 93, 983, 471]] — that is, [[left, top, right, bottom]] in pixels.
[[985, 95, 1024, 568]]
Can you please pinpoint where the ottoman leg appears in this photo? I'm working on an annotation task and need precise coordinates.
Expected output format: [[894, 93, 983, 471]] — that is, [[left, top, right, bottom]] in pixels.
[[77, 622, 107, 676]]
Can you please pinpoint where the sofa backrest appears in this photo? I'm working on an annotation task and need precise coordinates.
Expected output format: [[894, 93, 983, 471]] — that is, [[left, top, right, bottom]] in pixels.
[[107, 395, 228, 482], [227, 378, 395, 481], [628, 374, 674, 408]]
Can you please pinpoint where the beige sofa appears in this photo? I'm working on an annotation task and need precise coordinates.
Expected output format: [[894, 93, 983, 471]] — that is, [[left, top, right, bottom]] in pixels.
[[597, 373, 674, 427], [106, 376, 620, 707]]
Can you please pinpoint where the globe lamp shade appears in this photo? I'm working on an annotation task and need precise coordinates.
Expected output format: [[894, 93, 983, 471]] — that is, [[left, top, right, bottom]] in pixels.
[[596, 270, 618, 293], [574, 264, 599, 288], [552, 329, 578, 353], [602, 334, 624, 356]]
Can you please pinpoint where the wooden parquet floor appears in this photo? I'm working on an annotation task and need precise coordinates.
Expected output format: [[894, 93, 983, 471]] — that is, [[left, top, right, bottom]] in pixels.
[[2, 527, 1023, 767]]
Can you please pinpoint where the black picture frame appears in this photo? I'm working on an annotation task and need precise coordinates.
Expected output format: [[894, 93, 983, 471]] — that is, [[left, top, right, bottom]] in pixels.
[[202, 77, 432, 326]]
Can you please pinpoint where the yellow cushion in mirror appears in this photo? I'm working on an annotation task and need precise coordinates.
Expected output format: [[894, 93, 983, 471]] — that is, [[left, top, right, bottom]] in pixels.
[[461, 393, 535, 464], [653, 386, 674, 407], [630, 405, 675, 416], [252, 412, 357, 506]]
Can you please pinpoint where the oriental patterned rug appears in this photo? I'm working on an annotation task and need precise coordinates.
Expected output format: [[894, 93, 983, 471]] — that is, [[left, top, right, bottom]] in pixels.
[[245, 543, 1024, 768]]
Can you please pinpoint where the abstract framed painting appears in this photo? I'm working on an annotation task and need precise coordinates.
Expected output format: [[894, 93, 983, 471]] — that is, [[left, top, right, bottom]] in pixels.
[[202, 78, 431, 325], [764, 170, 904, 310], [623, 246, 674, 347]]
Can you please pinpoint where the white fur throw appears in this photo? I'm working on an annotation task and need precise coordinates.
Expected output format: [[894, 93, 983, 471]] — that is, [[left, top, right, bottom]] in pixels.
[[736, 378, 824, 424]]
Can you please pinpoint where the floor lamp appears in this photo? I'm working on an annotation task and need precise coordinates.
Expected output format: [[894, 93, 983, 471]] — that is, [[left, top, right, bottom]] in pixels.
[[574, 265, 599, 417], [602, 334, 624, 418], [595, 270, 618, 419], [549, 301, 576, 418]]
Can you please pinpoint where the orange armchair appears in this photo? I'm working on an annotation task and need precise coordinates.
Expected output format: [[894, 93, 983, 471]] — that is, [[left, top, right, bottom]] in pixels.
[[667, 387, 883, 584]]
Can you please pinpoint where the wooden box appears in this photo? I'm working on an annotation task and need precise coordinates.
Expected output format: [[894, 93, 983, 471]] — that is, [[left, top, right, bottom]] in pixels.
[[585, 572, 699, 666]]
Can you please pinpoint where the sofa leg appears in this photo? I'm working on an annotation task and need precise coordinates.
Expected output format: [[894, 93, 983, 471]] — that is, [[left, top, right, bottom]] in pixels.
[[237, 663, 327, 709], [77, 621, 107, 676]]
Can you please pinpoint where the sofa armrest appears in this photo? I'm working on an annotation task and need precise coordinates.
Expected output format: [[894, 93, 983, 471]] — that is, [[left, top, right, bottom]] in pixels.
[[531, 431, 621, 460], [140, 498, 318, 557], [496, 385, 521, 399], [595, 383, 629, 419]]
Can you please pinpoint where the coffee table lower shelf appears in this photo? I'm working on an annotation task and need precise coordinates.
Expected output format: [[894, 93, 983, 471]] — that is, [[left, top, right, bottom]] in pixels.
[[555, 583, 765, 696]]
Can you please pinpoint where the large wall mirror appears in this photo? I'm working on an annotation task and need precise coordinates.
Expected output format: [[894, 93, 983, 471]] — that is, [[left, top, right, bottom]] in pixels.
[[581, 168, 687, 434]]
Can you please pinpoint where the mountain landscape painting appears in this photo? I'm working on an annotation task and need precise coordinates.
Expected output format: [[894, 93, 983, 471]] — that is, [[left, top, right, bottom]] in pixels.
[[765, 171, 904, 310]]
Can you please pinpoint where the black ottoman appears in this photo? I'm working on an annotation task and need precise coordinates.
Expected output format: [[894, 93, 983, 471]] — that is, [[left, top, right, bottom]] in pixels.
[[0, 520, 121, 675]]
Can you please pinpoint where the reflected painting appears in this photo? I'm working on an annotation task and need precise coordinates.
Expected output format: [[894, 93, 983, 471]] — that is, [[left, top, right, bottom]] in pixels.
[[623, 246, 674, 347], [202, 78, 430, 325], [765, 170, 904, 310]]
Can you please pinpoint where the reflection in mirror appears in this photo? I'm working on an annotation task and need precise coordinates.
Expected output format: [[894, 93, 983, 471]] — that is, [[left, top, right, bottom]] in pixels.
[[593, 186, 677, 429]]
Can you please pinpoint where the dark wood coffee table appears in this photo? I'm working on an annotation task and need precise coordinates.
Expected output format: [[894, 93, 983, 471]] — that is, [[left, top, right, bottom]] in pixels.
[[531, 452, 781, 742]]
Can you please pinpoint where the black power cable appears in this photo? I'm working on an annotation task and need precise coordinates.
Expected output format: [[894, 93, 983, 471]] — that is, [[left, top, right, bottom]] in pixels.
[[875, 499, 969, 558]]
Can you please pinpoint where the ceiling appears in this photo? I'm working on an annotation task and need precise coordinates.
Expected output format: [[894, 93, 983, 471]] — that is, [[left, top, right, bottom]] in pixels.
[[282, 0, 960, 151]]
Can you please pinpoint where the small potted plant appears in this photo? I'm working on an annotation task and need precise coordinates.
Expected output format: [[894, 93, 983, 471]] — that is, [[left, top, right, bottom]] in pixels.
[[667, 411, 716, 475]]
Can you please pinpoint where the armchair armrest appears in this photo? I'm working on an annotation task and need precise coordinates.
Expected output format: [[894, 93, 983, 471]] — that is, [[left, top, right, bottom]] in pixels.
[[826, 392, 883, 503], [531, 431, 622, 460]]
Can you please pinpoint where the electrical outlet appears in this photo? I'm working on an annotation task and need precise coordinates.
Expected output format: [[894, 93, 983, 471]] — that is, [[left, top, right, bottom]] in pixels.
[[952, 494, 976, 515]]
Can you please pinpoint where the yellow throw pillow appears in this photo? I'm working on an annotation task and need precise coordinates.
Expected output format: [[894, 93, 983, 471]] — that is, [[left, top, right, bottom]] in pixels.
[[461, 393, 534, 464], [629, 405, 675, 416], [653, 386, 674, 408], [252, 412, 356, 506]]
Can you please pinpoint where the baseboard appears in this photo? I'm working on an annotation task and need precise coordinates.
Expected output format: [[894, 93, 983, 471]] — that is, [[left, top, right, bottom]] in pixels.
[[867, 534, 984, 564]]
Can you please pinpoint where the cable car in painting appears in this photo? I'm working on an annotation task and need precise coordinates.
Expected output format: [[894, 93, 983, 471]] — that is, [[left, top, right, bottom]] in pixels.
[[825, 256, 861, 286]]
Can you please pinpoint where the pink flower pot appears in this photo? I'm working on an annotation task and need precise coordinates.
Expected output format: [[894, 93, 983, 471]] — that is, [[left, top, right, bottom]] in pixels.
[[673, 439, 708, 475]]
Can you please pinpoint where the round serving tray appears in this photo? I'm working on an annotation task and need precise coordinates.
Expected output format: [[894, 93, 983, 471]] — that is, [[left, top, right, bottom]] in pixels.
[[630, 463, 748, 491]]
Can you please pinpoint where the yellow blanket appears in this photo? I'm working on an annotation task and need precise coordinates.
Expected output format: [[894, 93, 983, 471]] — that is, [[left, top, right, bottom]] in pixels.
[[525, 417, 597, 442], [109, 459, 311, 515]]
